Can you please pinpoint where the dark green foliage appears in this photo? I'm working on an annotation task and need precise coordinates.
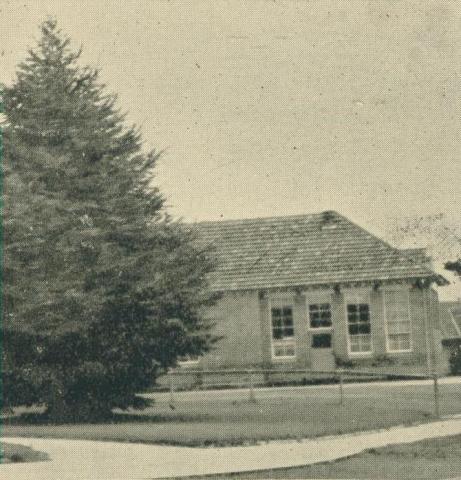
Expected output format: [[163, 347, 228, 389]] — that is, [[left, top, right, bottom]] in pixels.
[[444, 262, 461, 375], [448, 345, 461, 375], [445, 259, 461, 277], [2, 19, 217, 420]]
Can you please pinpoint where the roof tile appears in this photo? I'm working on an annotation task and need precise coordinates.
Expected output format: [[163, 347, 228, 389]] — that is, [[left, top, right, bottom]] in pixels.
[[192, 211, 445, 291]]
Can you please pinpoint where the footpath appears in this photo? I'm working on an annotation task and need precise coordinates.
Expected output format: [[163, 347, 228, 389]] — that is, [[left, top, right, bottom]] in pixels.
[[2, 417, 461, 479]]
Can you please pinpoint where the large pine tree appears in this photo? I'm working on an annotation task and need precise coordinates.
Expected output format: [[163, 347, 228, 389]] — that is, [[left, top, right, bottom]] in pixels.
[[3, 19, 217, 420]]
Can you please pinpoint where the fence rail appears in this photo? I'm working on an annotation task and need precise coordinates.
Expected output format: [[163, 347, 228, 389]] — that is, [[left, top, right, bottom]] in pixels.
[[167, 367, 430, 378], [158, 367, 442, 417]]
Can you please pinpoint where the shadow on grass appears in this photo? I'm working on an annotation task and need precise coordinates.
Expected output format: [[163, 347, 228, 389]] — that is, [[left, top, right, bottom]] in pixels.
[[1, 442, 50, 464], [3, 410, 213, 426]]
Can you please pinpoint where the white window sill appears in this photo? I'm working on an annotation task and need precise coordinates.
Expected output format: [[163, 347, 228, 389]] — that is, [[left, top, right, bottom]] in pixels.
[[347, 351, 373, 357]]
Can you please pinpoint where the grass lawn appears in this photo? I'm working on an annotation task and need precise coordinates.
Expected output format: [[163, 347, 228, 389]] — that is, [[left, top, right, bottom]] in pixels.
[[176, 434, 461, 479], [1, 442, 49, 464], [3, 382, 461, 447]]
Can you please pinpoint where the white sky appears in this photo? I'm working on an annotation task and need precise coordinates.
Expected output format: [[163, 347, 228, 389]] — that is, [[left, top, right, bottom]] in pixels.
[[2, 0, 460, 299]]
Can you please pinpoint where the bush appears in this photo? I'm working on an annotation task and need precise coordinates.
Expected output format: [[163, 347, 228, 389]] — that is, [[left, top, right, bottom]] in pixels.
[[448, 346, 461, 375]]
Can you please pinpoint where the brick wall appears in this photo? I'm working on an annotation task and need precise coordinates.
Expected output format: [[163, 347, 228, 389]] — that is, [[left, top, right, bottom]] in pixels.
[[200, 290, 264, 369], [188, 283, 448, 375]]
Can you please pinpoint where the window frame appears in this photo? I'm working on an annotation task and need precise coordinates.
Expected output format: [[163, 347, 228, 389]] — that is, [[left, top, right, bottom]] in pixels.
[[311, 332, 333, 349], [308, 302, 333, 330], [383, 287, 413, 353], [269, 298, 296, 360], [344, 290, 373, 356]]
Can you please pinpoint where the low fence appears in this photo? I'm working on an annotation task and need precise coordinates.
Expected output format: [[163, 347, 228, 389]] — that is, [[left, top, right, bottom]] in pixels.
[[159, 368, 445, 418]]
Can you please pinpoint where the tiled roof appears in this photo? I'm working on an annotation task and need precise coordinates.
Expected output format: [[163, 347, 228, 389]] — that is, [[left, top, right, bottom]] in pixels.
[[440, 301, 461, 339], [192, 211, 446, 292], [401, 248, 431, 266]]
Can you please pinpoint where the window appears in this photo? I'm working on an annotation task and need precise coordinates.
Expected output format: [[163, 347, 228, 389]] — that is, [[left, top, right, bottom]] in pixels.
[[271, 306, 296, 358], [272, 307, 294, 338], [312, 333, 332, 349], [346, 298, 372, 353], [384, 290, 412, 352], [273, 342, 296, 357], [309, 303, 332, 328]]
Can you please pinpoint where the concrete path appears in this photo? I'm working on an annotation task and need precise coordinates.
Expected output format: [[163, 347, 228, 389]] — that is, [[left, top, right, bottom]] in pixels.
[[2, 418, 461, 479]]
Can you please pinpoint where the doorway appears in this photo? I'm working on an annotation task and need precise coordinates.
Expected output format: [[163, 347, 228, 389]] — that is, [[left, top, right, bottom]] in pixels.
[[310, 332, 335, 371]]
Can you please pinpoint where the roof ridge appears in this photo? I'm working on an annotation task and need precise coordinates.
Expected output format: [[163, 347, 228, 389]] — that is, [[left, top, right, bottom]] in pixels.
[[332, 212, 444, 280], [191, 210, 331, 226]]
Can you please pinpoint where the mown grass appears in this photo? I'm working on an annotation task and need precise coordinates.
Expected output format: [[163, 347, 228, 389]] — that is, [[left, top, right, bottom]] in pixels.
[[2, 382, 461, 447], [176, 434, 461, 479]]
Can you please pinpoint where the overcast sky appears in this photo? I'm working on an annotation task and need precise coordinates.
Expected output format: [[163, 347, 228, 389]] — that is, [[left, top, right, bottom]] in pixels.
[[2, 0, 460, 298]]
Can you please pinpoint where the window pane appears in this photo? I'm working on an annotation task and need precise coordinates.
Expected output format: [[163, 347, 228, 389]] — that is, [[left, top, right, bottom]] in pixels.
[[361, 336, 372, 350], [347, 302, 371, 354], [350, 338, 360, 352], [273, 345, 284, 357], [358, 324, 371, 334], [388, 321, 410, 334], [385, 290, 411, 351], [387, 322, 399, 334], [285, 345, 295, 356], [349, 334, 372, 352], [272, 328, 283, 340], [283, 316, 294, 328], [283, 307, 293, 317], [272, 305, 295, 340], [273, 341, 296, 357], [309, 303, 332, 328], [272, 318, 282, 329], [389, 333, 411, 351], [401, 321, 411, 332], [312, 333, 332, 348], [284, 327, 294, 337], [349, 324, 359, 335], [400, 334, 411, 350]]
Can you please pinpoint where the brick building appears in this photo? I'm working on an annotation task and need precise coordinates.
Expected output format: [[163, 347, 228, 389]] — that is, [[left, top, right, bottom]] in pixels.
[[185, 211, 448, 375], [440, 301, 461, 371]]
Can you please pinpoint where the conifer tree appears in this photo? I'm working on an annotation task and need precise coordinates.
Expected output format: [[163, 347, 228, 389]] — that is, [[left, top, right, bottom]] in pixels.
[[3, 19, 217, 420]]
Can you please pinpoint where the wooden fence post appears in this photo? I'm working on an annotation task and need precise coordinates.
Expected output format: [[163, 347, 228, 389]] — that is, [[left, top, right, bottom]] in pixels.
[[169, 374, 175, 406], [248, 371, 256, 403], [195, 372, 204, 390], [338, 371, 344, 406], [433, 373, 440, 419]]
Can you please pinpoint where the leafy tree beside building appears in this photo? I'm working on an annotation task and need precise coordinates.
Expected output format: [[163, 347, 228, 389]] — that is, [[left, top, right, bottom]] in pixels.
[[445, 260, 461, 278], [2, 19, 217, 421]]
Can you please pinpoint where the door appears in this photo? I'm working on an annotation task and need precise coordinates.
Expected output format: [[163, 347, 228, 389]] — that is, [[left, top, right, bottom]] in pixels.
[[310, 332, 335, 371]]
